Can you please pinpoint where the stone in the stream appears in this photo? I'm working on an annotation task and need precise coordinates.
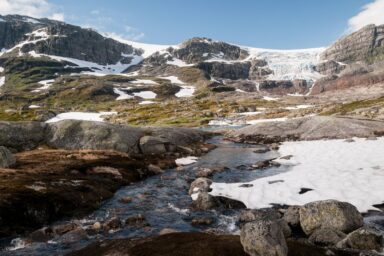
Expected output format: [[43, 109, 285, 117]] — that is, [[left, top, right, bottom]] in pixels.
[[308, 228, 346, 246], [189, 177, 212, 195], [193, 192, 218, 210], [215, 196, 247, 209], [336, 227, 384, 251], [103, 217, 122, 231], [191, 217, 215, 226], [253, 148, 270, 154], [196, 167, 214, 177], [240, 220, 288, 256], [51, 222, 79, 235], [119, 196, 133, 204], [0, 146, 16, 168], [299, 200, 363, 235], [92, 222, 101, 230], [29, 227, 54, 242], [147, 164, 164, 174], [60, 228, 88, 244], [252, 159, 280, 169], [125, 214, 147, 227], [159, 228, 180, 235]]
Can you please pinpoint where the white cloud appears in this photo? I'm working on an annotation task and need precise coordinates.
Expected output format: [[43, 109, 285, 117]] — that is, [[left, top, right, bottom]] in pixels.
[[348, 0, 384, 32], [0, 0, 64, 21]]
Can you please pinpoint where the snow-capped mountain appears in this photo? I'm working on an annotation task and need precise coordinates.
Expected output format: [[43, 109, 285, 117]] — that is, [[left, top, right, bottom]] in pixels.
[[0, 14, 383, 98]]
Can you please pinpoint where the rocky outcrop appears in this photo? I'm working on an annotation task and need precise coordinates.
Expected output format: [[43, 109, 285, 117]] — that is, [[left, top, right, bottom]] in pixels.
[[315, 60, 346, 76], [228, 116, 384, 143], [258, 79, 308, 95], [0, 15, 140, 65], [310, 70, 384, 94], [321, 24, 384, 64], [299, 200, 363, 235], [0, 146, 16, 168], [240, 220, 288, 256], [196, 61, 251, 80], [171, 37, 249, 64], [47, 120, 145, 153], [0, 121, 47, 151]]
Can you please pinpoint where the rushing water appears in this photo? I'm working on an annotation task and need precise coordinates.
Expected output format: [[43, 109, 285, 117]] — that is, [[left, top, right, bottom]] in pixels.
[[1, 136, 283, 255], [3, 135, 383, 255]]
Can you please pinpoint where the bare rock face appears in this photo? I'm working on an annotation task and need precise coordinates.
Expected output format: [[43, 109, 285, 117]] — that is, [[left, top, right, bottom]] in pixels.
[[228, 116, 384, 143], [321, 24, 384, 64], [299, 200, 363, 235], [196, 61, 251, 80], [258, 79, 308, 95], [315, 60, 346, 76], [240, 220, 288, 256], [171, 37, 249, 64], [0, 15, 139, 65], [0, 146, 15, 168]]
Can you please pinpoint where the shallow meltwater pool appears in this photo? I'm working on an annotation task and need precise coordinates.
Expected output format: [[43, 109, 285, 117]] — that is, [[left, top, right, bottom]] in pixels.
[[1, 136, 283, 256]]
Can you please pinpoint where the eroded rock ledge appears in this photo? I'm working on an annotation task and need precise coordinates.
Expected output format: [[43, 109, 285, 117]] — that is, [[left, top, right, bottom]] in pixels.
[[227, 116, 384, 144]]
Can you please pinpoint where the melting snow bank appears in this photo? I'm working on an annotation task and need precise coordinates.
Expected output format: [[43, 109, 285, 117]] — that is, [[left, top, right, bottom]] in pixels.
[[210, 137, 384, 212], [45, 112, 117, 123]]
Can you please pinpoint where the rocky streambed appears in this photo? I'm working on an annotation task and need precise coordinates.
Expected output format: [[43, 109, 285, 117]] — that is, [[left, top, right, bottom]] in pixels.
[[0, 117, 383, 255]]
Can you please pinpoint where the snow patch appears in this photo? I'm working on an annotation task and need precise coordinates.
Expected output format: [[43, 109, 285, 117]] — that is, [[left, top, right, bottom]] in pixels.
[[139, 100, 157, 105], [114, 88, 134, 100], [131, 79, 159, 85], [210, 137, 384, 212], [159, 76, 185, 84], [175, 86, 195, 98], [45, 112, 117, 123], [0, 76, 4, 87], [133, 91, 157, 99]]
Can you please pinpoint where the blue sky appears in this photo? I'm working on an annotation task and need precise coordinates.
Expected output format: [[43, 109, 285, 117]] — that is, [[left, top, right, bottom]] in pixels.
[[1, 0, 383, 49]]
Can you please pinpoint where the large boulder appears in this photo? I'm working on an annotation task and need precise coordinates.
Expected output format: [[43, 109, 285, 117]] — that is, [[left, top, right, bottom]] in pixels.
[[240, 220, 288, 256], [0, 121, 47, 151], [47, 120, 145, 153], [336, 227, 384, 251], [308, 228, 346, 246], [139, 136, 170, 155], [189, 177, 212, 195], [299, 200, 363, 235], [0, 146, 16, 168]]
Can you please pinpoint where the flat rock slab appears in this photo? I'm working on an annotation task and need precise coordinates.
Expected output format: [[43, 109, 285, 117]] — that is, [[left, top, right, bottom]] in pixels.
[[228, 116, 384, 143]]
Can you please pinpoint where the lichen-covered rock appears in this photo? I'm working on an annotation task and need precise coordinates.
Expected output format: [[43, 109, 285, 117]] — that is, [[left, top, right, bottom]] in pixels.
[[308, 228, 346, 246], [139, 136, 170, 155], [0, 146, 16, 168], [282, 206, 301, 227], [0, 121, 47, 151], [299, 200, 363, 235], [193, 192, 217, 210], [47, 120, 145, 153], [189, 177, 212, 195], [240, 220, 288, 256], [336, 227, 384, 251]]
